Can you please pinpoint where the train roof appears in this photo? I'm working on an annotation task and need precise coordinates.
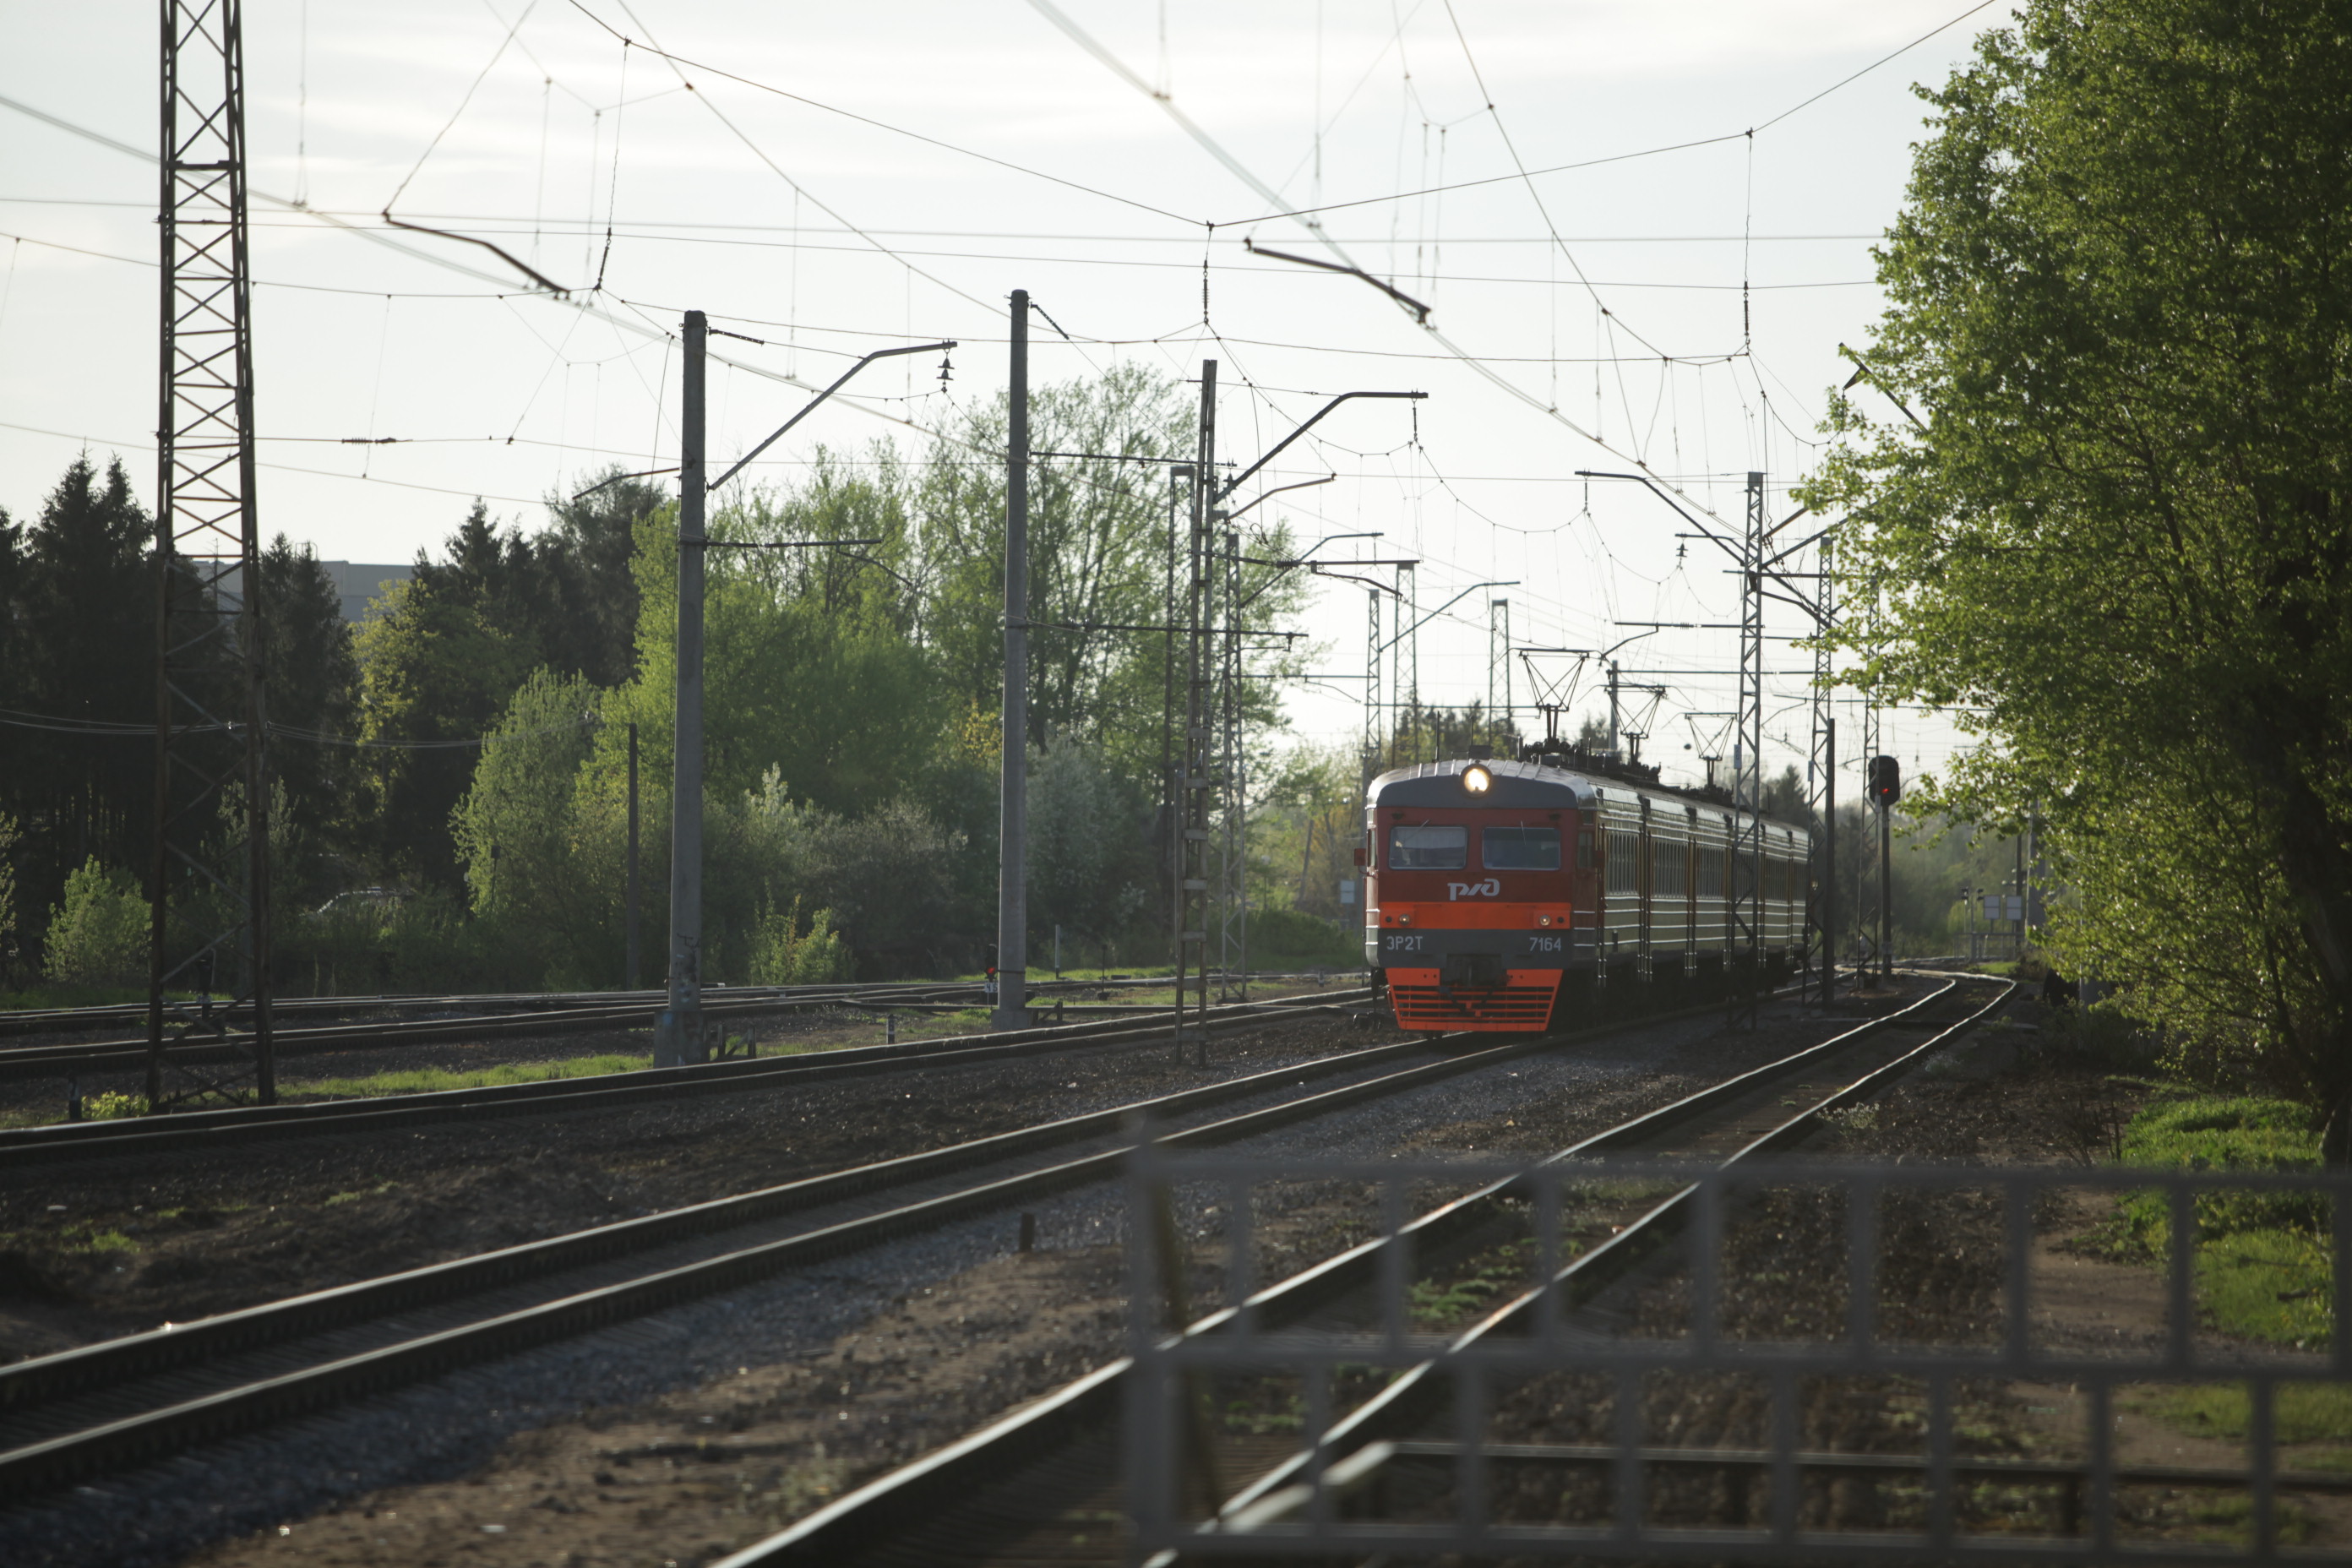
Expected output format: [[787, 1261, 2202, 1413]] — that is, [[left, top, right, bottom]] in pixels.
[[1367, 755, 1812, 845]]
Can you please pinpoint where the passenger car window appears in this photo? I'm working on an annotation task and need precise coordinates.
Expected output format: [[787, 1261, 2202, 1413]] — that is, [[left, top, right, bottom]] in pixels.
[[1482, 825, 1560, 870], [1387, 825, 1467, 869]]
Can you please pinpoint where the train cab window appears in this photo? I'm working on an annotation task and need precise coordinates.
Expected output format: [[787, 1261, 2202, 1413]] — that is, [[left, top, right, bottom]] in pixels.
[[1388, 824, 1467, 869], [1482, 825, 1560, 870]]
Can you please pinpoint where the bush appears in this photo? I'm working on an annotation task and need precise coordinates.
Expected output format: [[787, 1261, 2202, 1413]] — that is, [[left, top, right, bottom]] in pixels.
[[42, 858, 147, 988], [1248, 906, 1362, 971], [746, 896, 854, 985]]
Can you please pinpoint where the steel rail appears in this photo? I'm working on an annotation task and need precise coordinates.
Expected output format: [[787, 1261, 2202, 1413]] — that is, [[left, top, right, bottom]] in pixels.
[[721, 975, 2005, 1565], [0, 985, 1699, 1498], [0, 988, 1372, 1170]]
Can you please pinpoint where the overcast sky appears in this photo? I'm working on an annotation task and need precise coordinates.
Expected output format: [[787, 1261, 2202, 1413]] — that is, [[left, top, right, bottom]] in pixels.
[[0, 0, 2012, 792]]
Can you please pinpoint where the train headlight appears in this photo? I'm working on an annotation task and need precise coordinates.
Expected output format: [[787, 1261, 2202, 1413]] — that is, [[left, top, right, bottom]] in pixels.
[[1462, 764, 1493, 793]]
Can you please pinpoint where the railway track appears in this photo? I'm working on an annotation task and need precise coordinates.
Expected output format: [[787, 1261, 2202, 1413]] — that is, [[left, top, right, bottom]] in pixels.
[[0, 971, 1304, 1039], [0, 973, 1228, 1081], [0, 985, 1372, 1169], [0, 983, 1746, 1500], [716, 972, 2015, 1566]]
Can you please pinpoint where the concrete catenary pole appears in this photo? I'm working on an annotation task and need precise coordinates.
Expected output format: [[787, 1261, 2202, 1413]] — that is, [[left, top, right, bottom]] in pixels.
[[994, 291, 1032, 1030], [655, 309, 708, 1065]]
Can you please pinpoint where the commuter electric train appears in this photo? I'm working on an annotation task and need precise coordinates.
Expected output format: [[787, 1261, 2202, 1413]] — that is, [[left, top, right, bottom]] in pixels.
[[1362, 750, 1812, 1032]]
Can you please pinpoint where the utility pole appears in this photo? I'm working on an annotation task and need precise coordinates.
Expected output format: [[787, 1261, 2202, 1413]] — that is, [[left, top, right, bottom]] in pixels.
[[994, 290, 1032, 1031], [149, 0, 272, 1110], [1820, 718, 1836, 1005], [1160, 464, 1188, 950], [625, 721, 640, 991], [647, 325, 949, 1040], [654, 310, 709, 1067], [1605, 662, 1621, 754]]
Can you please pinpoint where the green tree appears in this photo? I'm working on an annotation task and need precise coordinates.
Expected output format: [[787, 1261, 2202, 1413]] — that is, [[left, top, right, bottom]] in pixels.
[[538, 466, 665, 689], [42, 857, 147, 988], [451, 671, 617, 985], [1804, 0, 2352, 1102], [255, 535, 362, 899], [10, 458, 159, 928], [0, 810, 22, 987], [355, 569, 539, 890]]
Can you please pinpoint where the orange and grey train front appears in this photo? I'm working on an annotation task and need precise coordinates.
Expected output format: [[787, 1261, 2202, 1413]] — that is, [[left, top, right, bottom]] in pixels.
[[1364, 759, 1598, 1032]]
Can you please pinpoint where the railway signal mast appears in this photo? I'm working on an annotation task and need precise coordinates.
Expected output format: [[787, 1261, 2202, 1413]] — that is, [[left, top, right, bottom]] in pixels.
[[1868, 754, 1902, 980], [149, 0, 274, 1110]]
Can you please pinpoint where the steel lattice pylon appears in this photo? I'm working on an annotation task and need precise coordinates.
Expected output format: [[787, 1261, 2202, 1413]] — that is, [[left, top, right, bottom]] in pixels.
[[1170, 362, 1217, 1062], [1727, 471, 1767, 1026], [1805, 531, 1839, 1002], [1215, 517, 1247, 1003], [149, 0, 274, 1108]]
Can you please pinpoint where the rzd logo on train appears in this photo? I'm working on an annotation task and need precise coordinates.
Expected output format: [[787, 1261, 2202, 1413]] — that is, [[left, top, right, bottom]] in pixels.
[[1446, 879, 1501, 901]]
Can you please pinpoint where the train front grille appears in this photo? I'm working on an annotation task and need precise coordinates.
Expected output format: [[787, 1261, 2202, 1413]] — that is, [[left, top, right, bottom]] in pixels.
[[1389, 981, 1557, 1029]]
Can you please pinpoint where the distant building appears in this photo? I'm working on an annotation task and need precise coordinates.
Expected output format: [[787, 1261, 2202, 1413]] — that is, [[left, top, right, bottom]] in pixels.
[[211, 560, 415, 625], [318, 561, 415, 624]]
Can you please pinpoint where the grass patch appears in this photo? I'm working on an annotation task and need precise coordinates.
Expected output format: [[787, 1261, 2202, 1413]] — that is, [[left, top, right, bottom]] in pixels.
[[67, 1228, 137, 1255], [2129, 1382, 2352, 1446], [324, 1182, 399, 1207], [2100, 1093, 2332, 1348], [289, 1053, 652, 1100], [2187, 1493, 2317, 1546], [1411, 1239, 1538, 1332]]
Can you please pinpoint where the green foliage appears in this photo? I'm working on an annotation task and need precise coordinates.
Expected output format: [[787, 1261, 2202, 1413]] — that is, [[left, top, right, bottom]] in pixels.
[[1801, 0, 2352, 1100], [746, 896, 854, 986], [81, 1090, 141, 1120], [42, 858, 146, 988], [1252, 743, 1365, 923], [452, 670, 621, 987]]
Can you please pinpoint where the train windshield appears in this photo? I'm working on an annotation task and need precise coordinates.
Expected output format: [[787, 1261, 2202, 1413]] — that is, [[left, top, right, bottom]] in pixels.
[[1388, 825, 1467, 869], [1482, 825, 1561, 870]]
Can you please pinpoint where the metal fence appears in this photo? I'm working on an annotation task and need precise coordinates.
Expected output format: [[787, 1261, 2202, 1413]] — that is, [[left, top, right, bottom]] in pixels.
[[1124, 1147, 2352, 1562]]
